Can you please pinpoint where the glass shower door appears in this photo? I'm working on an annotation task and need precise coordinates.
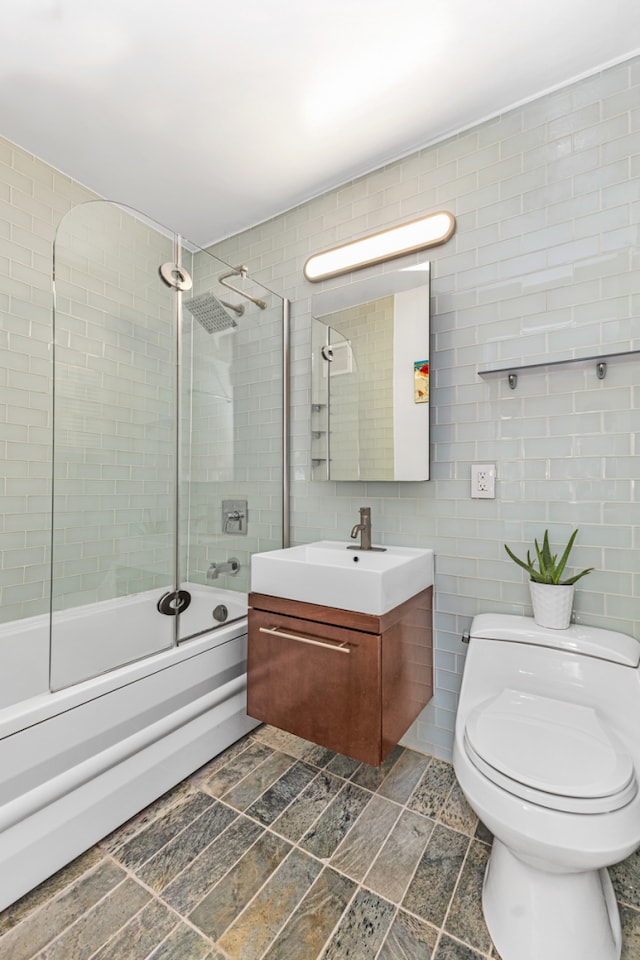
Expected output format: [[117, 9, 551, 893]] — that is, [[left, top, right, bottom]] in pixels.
[[176, 244, 286, 642], [51, 201, 287, 682], [50, 201, 178, 689]]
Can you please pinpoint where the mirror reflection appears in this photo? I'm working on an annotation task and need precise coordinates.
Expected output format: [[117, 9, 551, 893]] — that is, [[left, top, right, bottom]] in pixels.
[[311, 267, 430, 482]]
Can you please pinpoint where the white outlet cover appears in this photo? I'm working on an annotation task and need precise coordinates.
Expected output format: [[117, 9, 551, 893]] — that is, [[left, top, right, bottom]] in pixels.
[[471, 463, 496, 498]]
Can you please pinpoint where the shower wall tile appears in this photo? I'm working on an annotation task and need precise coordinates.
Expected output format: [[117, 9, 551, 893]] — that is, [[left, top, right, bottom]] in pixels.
[[2, 57, 640, 754], [208, 55, 640, 761], [0, 143, 95, 624], [0, 147, 284, 629]]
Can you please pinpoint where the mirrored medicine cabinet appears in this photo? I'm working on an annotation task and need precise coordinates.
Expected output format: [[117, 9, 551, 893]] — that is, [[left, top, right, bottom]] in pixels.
[[311, 262, 430, 482]]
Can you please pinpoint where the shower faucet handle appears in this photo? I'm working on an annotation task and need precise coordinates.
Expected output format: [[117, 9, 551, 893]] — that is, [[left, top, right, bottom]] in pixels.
[[222, 499, 248, 535]]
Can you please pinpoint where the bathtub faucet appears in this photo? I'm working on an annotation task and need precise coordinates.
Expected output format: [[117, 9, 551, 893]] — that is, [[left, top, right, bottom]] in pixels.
[[207, 558, 240, 579]]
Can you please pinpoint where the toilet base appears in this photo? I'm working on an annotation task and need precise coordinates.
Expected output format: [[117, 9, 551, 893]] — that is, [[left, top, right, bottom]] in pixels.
[[483, 839, 622, 960]]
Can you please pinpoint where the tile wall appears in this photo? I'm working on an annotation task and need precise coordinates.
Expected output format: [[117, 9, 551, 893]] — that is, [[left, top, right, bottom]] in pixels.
[[1, 56, 639, 758], [0, 142, 95, 622], [185, 248, 286, 595], [52, 201, 177, 610], [0, 161, 285, 622], [208, 57, 640, 760]]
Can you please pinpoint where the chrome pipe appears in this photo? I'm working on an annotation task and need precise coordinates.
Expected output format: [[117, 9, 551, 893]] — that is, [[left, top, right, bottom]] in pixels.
[[218, 265, 267, 309]]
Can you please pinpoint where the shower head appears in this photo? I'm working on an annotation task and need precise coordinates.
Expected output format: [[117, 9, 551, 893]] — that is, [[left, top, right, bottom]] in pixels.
[[183, 292, 244, 333]]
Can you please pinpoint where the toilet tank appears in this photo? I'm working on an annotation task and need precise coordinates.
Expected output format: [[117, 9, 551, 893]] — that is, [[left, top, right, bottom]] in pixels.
[[469, 614, 640, 667]]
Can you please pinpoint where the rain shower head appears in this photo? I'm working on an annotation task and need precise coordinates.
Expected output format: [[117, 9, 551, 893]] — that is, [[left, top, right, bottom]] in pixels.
[[183, 292, 244, 334]]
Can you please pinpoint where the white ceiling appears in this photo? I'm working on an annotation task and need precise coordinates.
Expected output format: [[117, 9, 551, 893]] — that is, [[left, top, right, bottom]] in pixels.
[[3, 0, 640, 247]]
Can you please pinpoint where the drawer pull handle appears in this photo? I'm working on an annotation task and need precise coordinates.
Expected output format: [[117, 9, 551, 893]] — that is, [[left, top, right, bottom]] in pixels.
[[259, 626, 351, 654]]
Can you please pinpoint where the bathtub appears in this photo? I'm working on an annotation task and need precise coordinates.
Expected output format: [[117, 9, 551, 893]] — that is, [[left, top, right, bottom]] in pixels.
[[0, 584, 258, 910]]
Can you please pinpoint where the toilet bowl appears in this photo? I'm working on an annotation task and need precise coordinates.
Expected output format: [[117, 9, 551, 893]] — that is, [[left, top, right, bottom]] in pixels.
[[453, 614, 640, 960]]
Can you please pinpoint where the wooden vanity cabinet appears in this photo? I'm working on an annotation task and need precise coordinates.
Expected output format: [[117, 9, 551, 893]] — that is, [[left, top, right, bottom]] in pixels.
[[247, 587, 433, 767]]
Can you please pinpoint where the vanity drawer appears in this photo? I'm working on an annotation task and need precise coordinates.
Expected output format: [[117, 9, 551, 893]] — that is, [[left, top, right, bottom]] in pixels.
[[247, 607, 382, 765], [247, 587, 433, 767]]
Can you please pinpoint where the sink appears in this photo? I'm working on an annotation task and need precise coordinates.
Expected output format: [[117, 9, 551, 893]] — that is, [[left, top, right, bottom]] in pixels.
[[250, 540, 434, 615]]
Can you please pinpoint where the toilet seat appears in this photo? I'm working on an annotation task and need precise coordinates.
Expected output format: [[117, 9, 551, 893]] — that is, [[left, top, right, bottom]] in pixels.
[[464, 689, 637, 813]]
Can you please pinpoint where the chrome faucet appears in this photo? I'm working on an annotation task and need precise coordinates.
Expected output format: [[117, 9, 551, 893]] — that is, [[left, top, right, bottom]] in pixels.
[[207, 558, 240, 579], [348, 507, 386, 552]]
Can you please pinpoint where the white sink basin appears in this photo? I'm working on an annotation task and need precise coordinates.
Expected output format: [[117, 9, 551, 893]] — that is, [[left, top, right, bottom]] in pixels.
[[250, 540, 434, 615]]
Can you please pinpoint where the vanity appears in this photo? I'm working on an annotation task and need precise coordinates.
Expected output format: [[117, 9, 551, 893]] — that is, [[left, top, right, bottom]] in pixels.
[[247, 541, 434, 766]]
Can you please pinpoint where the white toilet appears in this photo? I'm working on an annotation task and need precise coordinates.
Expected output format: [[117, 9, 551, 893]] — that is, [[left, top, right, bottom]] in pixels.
[[453, 613, 640, 960]]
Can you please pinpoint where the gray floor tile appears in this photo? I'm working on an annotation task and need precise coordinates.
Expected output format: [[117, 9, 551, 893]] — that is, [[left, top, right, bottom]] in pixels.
[[402, 823, 470, 928], [137, 801, 238, 892], [146, 923, 217, 960], [408, 758, 457, 820], [263, 868, 356, 960], [377, 749, 432, 805], [3, 728, 637, 960], [324, 753, 363, 780], [621, 904, 640, 960], [199, 740, 275, 798], [189, 830, 291, 941], [433, 933, 487, 960], [33, 877, 151, 960], [221, 751, 296, 811], [320, 888, 396, 960], [0, 861, 127, 960], [245, 761, 319, 826], [329, 794, 402, 882], [473, 820, 493, 845], [302, 744, 342, 767], [90, 899, 178, 960], [444, 839, 492, 954], [217, 847, 322, 959], [0, 848, 104, 937], [364, 809, 435, 904], [439, 781, 479, 836], [162, 814, 263, 916], [270, 771, 344, 842], [611, 848, 640, 909], [350, 745, 405, 792], [253, 725, 335, 767], [100, 782, 194, 854], [377, 908, 438, 959], [300, 781, 372, 860], [189, 733, 258, 790], [114, 792, 215, 872]]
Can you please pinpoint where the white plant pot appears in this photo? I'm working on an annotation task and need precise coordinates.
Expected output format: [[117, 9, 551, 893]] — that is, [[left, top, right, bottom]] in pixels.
[[529, 581, 575, 630]]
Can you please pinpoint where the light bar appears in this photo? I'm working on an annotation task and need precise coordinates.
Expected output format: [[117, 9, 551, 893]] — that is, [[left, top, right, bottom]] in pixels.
[[303, 211, 455, 282]]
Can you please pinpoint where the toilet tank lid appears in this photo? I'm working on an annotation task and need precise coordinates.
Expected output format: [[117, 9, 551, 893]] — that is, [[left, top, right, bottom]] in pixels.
[[469, 614, 640, 667]]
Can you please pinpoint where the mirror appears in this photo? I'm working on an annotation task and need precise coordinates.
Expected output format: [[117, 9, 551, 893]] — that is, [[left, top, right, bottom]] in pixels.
[[311, 263, 430, 481]]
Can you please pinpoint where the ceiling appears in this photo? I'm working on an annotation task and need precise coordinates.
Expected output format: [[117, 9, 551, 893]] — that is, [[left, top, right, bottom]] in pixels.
[[3, 0, 640, 248]]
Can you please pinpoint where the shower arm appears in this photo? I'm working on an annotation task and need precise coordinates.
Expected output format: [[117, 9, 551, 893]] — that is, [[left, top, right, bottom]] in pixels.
[[219, 265, 267, 310]]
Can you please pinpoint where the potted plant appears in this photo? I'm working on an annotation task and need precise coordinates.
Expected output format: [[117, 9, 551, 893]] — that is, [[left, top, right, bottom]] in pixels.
[[504, 529, 594, 629]]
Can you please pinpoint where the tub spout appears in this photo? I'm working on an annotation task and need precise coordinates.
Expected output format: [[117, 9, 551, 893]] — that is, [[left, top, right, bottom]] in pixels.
[[207, 558, 240, 580]]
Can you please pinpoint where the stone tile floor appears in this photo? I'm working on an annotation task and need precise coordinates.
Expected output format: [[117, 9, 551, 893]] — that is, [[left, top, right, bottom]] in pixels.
[[2, 725, 640, 959]]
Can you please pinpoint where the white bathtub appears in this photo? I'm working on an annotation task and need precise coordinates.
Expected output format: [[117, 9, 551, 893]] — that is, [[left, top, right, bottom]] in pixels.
[[0, 584, 258, 910]]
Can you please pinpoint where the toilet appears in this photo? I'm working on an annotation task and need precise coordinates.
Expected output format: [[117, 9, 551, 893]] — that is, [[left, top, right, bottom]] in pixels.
[[453, 613, 640, 960]]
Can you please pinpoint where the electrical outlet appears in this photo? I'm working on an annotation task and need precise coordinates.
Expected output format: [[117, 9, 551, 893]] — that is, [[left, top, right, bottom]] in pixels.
[[471, 464, 496, 499]]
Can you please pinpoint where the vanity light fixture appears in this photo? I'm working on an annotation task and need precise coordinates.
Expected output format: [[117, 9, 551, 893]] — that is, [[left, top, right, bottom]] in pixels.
[[303, 211, 455, 282]]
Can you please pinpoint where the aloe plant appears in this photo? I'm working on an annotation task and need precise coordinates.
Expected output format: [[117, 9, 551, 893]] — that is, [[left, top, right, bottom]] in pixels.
[[504, 529, 594, 585]]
